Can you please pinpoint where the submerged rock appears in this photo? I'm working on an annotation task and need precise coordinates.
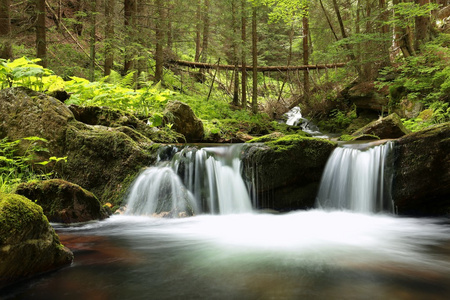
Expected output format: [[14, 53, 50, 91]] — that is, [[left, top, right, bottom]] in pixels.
[[242, 134, 337, 211], [392, 122, 450, 216], [352, 113, 410, 139], [15, 179, 109, 223], [0, 194, 73, 288], [0, 87, 157, 205], [163, 100, 204, 142]]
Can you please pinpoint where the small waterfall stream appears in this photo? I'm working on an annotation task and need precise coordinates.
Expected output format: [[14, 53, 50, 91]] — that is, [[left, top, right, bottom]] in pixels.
[[316, 141, 394, 213], [125, 144, 252, 216]]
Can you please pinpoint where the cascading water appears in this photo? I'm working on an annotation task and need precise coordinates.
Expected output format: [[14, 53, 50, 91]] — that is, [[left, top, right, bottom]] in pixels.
[[284, 106, 323, 137], [315, 141, 394, 213], [125, 144, 252, 216]]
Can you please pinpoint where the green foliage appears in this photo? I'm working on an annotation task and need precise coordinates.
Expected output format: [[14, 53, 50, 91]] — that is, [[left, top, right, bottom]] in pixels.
[[0, 57, 64, 92], [376, 34, 450, 116], [0, 137, 67, 193], [387, 2, 439, 28], [402, 102, 450, 132], [65, 72, 174, 117]]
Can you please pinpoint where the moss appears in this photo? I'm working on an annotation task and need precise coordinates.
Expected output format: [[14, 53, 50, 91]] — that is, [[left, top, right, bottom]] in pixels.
[[265, 134, 336, 153], [0, 194, 48, 245], [338, 134, 356, 141]]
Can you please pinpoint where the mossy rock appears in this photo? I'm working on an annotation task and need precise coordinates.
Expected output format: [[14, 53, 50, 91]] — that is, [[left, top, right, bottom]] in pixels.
[[15, 179, 109, 223], [0, 193, 73, 288], [352, 113, 410, 139], [68, 105, 182, 143], [247, 132, 286, 143], [0, 88, 159, 206], [61, 124, 157, 206], [242, 134, 337, 211], [163, 100, 204, 142], [392, 122, 450, 216]]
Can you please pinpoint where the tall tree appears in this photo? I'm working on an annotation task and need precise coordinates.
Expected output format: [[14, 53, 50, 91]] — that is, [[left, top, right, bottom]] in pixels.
[[415, 0, 432, 50], [124, 0, 137, 74], [201, 0, 210, 63], [0, 0, 12, 59], [36, 0, 47, 67], [195, 0, 202, 62], [155, 0, 165, 82], [232, 0, 240, 106], [302, 15, 309, 100], [241, 0, 247, 108], [104, 0, 115, 76], [252, 5, 258, 114], [89, 0, 100, 81]]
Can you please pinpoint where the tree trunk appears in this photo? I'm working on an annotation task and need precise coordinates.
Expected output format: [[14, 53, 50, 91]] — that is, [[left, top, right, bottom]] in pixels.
[[394, 0, 416, 57], [201, 0, 210, 63], [104, 0, 115, 76], [252, 6, 258, 114], [232, 0, 239, 106], [415, 0, 431, 50], [0, 0, 12, 59], [36, 0, 47, 67], [155, 0, 165, 82], [89, 0, 100, 81], [241, 0, 247, 109], [167, 1, 174, 49], [124, 0, 136, 74], [195, 0, 202, 62], [302, 16, 309, 101]]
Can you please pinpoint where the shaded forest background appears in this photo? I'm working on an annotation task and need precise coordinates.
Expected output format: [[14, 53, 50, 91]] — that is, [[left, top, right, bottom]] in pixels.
[[1, 0, 450, 133]]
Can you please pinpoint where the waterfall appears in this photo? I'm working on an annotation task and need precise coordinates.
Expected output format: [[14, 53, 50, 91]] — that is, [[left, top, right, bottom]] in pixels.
[[284, 106, 323, 137], [125, 144, 252, 216], [315, 142, 394, 213]]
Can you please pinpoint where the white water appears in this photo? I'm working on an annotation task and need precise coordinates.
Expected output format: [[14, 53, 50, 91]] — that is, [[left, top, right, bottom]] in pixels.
[[284, 106, 324, 136], [316, 142, 394, 213], [125, 145, 252, 216]]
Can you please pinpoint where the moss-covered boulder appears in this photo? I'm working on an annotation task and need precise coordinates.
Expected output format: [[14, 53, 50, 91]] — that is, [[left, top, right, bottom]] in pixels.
[[352, 113, 410, 139], [392, 122, 450, 216], [0, 87, 73, 156], [242, 134, 337, 211], [0, 194, 73, 288], [68, 105, 183, 143], [163, 100, 204, 142], [0, 87, 158, 205], [15, 179, 109, 223]]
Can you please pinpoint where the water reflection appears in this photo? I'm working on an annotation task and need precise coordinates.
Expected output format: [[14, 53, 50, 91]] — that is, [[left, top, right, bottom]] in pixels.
[[3, 211, 450, 300]]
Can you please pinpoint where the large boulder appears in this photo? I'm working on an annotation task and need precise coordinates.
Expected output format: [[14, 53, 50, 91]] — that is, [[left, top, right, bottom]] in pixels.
[[0, 193, 73, 288], [348, 81, 389, 115], [0, 87, 158, 205], [242, 134, 337, 211], [392, 122, 450, 216], [352, 113, 411, 139], [163, 100, 204, 142], [0, 87, 73, 156], [15, 179, 109, 223], [68, 105, 184, 143]]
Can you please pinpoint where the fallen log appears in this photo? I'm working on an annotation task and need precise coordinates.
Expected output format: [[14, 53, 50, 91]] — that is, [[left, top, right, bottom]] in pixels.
[[166, 59, 346, 72]]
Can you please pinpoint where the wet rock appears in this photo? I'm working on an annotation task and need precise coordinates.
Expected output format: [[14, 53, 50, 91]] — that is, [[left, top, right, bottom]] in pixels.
[[392, 122, 450, 216], [163, 100, 204, 142], [15, 179, 109, 223], [352, 113, 410, 139], [242, 134, 337, 211], [0, 194, 73, 288]]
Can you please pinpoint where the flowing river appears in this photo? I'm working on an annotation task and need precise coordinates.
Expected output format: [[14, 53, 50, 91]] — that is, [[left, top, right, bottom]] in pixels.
[[2, 143, 450, 299]]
